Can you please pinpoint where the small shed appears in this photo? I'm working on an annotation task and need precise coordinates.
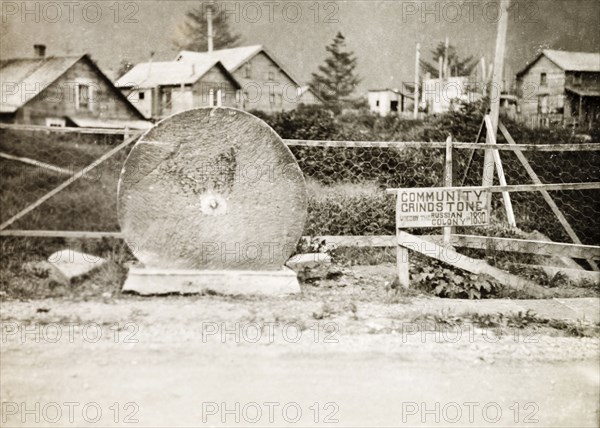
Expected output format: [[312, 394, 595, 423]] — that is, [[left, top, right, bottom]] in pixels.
[[367, 89, 413, 117]]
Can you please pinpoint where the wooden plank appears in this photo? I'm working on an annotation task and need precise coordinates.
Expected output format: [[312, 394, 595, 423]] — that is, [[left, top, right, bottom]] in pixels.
[[306, 235, 397, 247], [481, 115, 497, 224], [0, 152, 74, 176], [313, 234, 600, 260], [396, 240, 410, 288], [387, 182, 600, 194], [443, 136, 454, 242], [398, 231, 552, 297], [2, 230, 598, 262], [448, 235, 600, 260], [284, 139, 600, 151], [0, 133, 140, 231], [0, 123, 132, 135], [0, 230, 123, 239], [498, 121, 599, 271], [484, 116, 516, 226]]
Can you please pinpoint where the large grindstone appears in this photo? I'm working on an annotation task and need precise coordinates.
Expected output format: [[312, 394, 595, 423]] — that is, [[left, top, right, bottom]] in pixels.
[[119, 108, 307, 294]]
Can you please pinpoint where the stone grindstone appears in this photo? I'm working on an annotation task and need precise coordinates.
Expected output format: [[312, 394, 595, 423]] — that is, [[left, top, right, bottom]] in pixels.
[[119, 108, 308, 295], [47, 250, 107, 283]]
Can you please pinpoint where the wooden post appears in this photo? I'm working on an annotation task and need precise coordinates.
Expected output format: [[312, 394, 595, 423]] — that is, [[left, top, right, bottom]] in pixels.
[[443, 36, 449, 78], [443, 135, 453, 243], [395, 195, 410, 288], [483, 0, 510, 212], [484, 116, 516, 227], [413, 43, 420, 119]]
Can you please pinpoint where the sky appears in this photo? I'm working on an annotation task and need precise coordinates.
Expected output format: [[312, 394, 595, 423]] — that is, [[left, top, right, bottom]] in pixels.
[[1, 0, 599, 94]]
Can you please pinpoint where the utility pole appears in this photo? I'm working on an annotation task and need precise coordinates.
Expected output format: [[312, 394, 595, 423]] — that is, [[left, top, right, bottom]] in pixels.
[[413, 43, 420, 119], [443, 36, 449, 78], [207, 6, 214, 52], [488, 0, 509, 137], [483, 0, 515, 227]]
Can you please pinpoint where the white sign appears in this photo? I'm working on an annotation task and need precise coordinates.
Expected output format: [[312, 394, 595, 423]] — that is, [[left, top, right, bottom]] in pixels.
[[396, 187, 489, 228]]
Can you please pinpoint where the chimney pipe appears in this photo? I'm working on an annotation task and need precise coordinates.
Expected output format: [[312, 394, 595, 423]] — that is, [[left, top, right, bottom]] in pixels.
[[207, 6, 214, 52], [34, 44, 46, 58]]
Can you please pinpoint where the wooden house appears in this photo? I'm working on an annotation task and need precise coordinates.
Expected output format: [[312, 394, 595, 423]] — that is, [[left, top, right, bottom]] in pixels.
[[367, 89, 413, 117], [115, 58, 241, 120], [0, 45, 150, 129], [516, 50, 600, 127], [175, 45, 321, 112]]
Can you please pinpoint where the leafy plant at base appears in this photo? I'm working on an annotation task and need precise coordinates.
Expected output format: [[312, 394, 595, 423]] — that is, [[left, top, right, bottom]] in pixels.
[[412, 258, 502, 299]]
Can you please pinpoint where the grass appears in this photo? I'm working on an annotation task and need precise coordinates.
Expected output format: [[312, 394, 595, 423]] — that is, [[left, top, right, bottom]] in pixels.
[[0, 127, 598, 301], [409, 310, 600, 338]]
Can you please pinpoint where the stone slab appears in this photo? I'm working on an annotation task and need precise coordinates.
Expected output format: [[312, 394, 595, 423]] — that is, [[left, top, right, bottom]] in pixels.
[[47, 249, 107, 282], [286, 253, 332, 280], [122, 266, 301, 295]]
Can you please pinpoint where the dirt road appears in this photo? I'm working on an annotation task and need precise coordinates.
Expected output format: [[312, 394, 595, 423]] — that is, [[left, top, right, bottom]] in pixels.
[[1, 293, 599, 427]]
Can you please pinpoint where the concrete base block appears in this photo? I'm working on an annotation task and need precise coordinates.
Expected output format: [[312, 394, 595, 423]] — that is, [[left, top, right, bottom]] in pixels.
[[122, 266, 301, 295]]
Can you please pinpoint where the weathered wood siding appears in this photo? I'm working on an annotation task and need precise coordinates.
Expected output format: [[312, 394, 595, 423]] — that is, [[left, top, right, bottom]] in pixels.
[[517, 56, 565, 117], [16, 58, 143, 125], [192, 66, 239, 109], [233, 52, 318, 112], [122, 65, 240, 119]]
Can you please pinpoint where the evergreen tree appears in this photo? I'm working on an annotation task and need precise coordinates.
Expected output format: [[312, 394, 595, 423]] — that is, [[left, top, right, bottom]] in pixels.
[[310, 32, 361, 106], [116, 59, 134, 79], [420, 42, 477, 78], [173, 2, 242, 52]]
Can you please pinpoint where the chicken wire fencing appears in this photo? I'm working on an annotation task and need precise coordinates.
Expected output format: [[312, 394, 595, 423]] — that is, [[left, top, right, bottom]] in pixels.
[[1, 127, 599, 254]]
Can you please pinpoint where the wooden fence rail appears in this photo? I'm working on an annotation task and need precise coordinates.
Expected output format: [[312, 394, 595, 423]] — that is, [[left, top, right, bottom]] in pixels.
[[0, 123, 132, 135]]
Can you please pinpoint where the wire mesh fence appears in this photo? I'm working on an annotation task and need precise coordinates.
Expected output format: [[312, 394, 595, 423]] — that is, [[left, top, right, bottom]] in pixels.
[[1, 126, 599, 252]]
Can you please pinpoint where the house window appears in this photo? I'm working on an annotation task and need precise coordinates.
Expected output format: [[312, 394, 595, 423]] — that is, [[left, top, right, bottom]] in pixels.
[[573, 72, 582, 85], [267, 71, 274, 80], [540, 73, 547, 86], [376, 100, 380, 107], [538, 94, 549, 114], [77, 84, 90, 110], [139, 91, 145, 100], [163, 88, 172, 109], [244, 62, 251, 78]]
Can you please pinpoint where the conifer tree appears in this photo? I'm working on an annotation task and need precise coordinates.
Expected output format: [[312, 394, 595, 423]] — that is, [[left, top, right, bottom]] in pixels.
[[310, 32, 361, 106]]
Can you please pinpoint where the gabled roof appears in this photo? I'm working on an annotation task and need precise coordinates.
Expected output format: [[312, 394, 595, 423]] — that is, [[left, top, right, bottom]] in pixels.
[[0, 54, 147, 120], [0, 55, 83, 113], [176, 45, 263, 73], [517, 49, 600, 77], [115, 58, 240, 89], [175, 45, 323, 103], [176, 45, 307, 87], [368, 88, 413, 98]]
